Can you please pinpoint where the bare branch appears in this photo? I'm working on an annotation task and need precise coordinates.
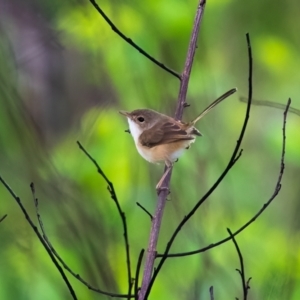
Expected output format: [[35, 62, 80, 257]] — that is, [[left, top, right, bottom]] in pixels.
[[156, 97, 290, 258], [227, 228, 250, 300], [0, 214, 7, 223], [0, 178, 77, 300], [136, 202, 153, 220], [77, 141, 133, 298], [89, 0, 180, 79], [138, 1, 207, 299], [138, 184, 169, 300]]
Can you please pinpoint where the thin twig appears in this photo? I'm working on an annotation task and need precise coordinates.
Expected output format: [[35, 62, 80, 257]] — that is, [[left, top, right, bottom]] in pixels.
[[89, 0, 181, 79], [77, 141, 133, 298], [157, 97, 290, 258], [136, 202, 153, 220], [239, 96, 300, 116], [138, 1, 207, 299], [134, 249, 145, 300], [227, 228, 250, 300], [246, 278, 252, 292], [128, 280, 134, 300], [30, 182, 133, 298], [0, 178, 77, 300], [0, 214, 7, 223], [149, 32, 253, 294], [209, 286, 214, 300]]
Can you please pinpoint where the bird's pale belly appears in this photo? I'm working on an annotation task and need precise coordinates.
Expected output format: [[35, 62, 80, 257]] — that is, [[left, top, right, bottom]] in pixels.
[[136, 139, 195, 166]]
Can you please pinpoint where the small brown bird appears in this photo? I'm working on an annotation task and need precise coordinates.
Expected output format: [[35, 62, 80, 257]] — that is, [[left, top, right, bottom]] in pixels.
[[120, 88, 237, 189], [120, 88, 237, 169]]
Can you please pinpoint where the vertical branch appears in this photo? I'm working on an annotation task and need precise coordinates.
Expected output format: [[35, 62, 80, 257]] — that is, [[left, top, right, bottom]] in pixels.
[[138, 186, 169, 300], [138, 1, 206, 299], [175, 0, 207, 120], [209, 286, 214, 300]]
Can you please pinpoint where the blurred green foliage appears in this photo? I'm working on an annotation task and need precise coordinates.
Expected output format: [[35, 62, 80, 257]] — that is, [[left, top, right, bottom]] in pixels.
[[0, 0, 299, 299]]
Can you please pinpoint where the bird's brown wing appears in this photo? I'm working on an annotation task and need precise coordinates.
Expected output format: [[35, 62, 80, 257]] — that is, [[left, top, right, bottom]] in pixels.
[[139, 121, 194, 148]]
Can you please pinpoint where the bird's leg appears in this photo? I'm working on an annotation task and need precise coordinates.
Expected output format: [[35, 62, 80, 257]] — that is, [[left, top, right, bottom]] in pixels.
[[156, 161, 173, 194]]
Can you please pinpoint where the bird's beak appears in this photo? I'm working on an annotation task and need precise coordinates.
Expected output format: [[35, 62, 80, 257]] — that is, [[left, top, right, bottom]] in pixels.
[[119, 110, 130, 118]]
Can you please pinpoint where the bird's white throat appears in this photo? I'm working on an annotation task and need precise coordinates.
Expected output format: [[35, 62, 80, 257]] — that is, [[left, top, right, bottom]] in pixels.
[[127, 118, 142, 144]]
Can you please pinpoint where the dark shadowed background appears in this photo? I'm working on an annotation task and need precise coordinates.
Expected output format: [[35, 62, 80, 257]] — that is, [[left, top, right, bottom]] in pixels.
[[0, 0, 299, 299]]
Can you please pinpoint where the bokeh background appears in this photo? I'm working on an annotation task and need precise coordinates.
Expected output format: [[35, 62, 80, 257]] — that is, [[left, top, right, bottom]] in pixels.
[[0, 0, 299, 299]]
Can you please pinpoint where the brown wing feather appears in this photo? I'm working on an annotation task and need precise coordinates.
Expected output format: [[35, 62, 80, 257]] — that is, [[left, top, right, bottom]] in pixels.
[[140, 121, 194, 148]]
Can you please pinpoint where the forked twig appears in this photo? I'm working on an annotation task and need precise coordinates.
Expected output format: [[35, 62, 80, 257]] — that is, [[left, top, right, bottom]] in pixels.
[[0, 178, 77, 300], [30, 182, 134, 298], [89, 0, 180, 79], [227, 228, 251, 300], [138, 1, 207, 299], [157, 97, 290, 258], [77, 141, 133, 298]]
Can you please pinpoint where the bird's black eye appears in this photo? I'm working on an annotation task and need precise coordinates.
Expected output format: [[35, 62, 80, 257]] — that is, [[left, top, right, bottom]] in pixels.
[[137, 116, 145, 122]]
